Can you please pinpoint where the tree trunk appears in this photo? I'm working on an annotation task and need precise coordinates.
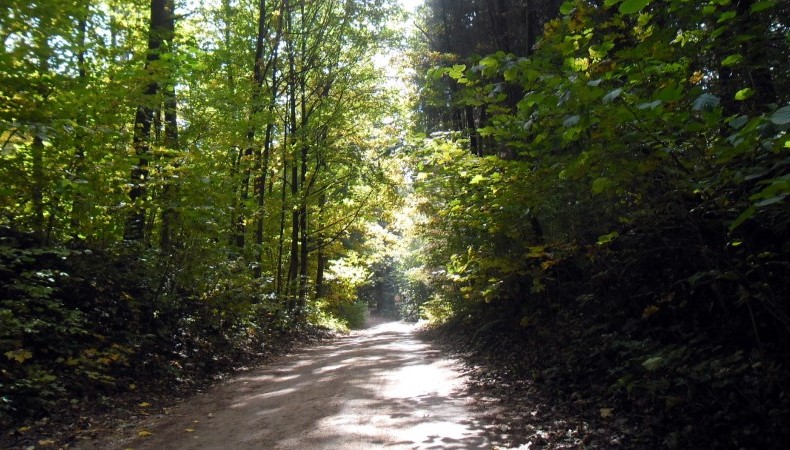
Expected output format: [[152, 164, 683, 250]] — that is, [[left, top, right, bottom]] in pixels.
[[276, 158, 288, 298], [159, 0, 179, 250], [125, 0, 170, 243], [284, 0, 301, 309], [314, 192, 327, 300], [70, 1, 89, 236], [254, 1, 283, 278], [297, 7, 310, 309]]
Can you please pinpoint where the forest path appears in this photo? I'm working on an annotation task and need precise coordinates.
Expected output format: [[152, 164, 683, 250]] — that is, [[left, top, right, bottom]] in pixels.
[[97, 317, 491, 449]]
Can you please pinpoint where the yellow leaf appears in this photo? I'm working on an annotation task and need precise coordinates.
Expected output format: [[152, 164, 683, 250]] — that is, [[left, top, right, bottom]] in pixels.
[[600, 407, 614, 418], [540, 260, 557, 270], [38, 439, 56, 446], [642, 305, 659, 319], [138, 430, 152, 437], [689, 70, 703, 85], [139, 402, 151, 407], [4, 349, 33, 363], [185, 428, 195, 433]]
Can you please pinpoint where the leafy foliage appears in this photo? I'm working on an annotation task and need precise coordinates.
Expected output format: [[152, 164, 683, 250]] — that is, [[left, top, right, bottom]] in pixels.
[[0, 227, 295, 428], [406, 0, 790, 446]]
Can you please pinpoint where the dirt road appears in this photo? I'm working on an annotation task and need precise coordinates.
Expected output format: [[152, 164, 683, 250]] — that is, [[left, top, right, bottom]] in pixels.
[[96, 319, 492, 449]]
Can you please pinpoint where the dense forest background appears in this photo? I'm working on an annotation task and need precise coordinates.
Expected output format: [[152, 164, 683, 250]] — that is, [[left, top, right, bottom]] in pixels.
[[1, 0, 406, 435], [2, 0, 789, 448]]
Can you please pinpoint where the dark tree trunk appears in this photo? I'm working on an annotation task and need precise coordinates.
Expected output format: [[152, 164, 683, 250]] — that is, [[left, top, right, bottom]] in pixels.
[[314, 192, 327, 300], [159, 0, 179, 250], [125, 0, 170, 243]]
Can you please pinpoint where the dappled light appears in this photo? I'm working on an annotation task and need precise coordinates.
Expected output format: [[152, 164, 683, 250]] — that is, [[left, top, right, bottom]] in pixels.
[[104, 320, 491, 449]]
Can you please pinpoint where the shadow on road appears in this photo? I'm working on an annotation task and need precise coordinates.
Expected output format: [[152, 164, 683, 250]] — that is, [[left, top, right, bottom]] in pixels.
[[105, 317, 493, 449]]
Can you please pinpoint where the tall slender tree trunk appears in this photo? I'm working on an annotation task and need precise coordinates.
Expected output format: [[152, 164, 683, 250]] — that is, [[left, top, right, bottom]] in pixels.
[[244, 0, 269, 268], [223, 0, 243, 250], [314, 192, 327, 300], [276, 158, 289, 298], [70, 1, 89, 236], [30, 5, 53, 244], [284, 0, 301, 309], [125, 0, 171, 243], [159, 0, 179, 250], [254, 1, 283, 278], [296, 3, 310, 309], [31, 133, 45, 244]]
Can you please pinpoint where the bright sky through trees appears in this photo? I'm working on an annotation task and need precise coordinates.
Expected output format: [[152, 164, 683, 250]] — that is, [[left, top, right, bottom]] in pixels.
[[399, 0, 423, 11]]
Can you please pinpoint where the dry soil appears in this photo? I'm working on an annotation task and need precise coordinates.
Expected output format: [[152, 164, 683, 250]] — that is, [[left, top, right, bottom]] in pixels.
[[90, 318, 492, 449]]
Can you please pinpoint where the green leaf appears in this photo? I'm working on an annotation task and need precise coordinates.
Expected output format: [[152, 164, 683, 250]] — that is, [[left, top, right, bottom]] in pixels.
[[754, 195, 787, 207], [597, 231, 619, 245], [656, 83, 683, 102], [718, 11, 737, 22], [693, 93, 720, 111], [729, 206, 756, 231], [721, 54, 743, 67], [478, 56, 499, 69], [559, 1, 575, 15], [750, 1, 776, 13], [469, 174, 486, 185], [711, 25, 729, 39], [448, 64, 466, 79], [637, 100, 663, 110], [503, 67, 519, 81], [619, 0, 650, 15], [592, 177, 613, 194], [569, 57, 590, 71], [729, 115, 749, 129], [642, 356, 665, 371], [769, 105, 790, 125], [589, 42, 614, 59], [603, 88, 623, 104], [563, 115, 581, 127], [734, 88, 754, 101]]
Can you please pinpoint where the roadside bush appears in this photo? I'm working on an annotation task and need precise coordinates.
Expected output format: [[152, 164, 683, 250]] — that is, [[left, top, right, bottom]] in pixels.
[[0, 228, 291, 429]]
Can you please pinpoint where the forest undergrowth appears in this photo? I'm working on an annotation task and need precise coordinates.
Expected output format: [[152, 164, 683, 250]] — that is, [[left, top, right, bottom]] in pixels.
[[0, 227, 336, 449], [420, 209, 790, 449]]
